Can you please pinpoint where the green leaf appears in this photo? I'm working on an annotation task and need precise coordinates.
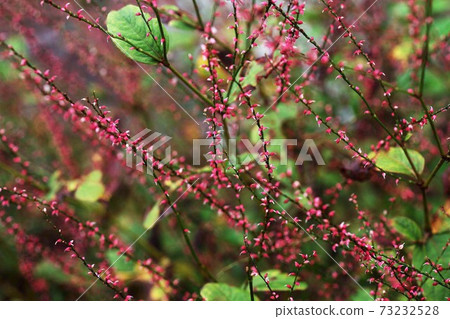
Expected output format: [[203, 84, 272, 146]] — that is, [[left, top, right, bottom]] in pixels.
[[75, 181, 105, 202], [163, 4, 197, 31], [0, 35, 28, 81], [106, 249, 134, 273], [45, 170, 62, 200], [143, 201, 160, 229], [169, 19, 196, 30], [423, 70, 447, 95], [84, 170, 102, 183], [413, 233, 450, 300], [34, 260, 68, 284], [350, 288, 374, 301], [106, 4, 169, 64], [200, 283, 254, 301], [160, 4, 179, 12], [422, 278, 450, 301], [228, 60, 264, 100], [369, 147, 424, 178], [413, 233, 448, 269], [261, 103, 299, 139], [74, 170, 105, 202], [392, 217, 422, 241], [252, 269, 307, 292], [242, 61, 264, 88], [66, 179, 79, 192], [404, 132, 412, 142]]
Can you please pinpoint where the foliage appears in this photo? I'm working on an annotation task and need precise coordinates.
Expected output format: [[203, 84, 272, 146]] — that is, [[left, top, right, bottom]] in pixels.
[[0, 0, 448, 302]]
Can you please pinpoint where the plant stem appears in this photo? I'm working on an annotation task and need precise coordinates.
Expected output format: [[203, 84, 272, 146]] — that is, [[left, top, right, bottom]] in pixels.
[[173, 209, 217, 282], [192, 0, 204, 29], [246, 264, 255, 301], [168, 59, 233, 147], [166, 63, 213, 107], [424, 155, 448, 188], [419, 0, 433, 97], [148, 2, 168, 61], [420, 187, 432, 235], [222, 114, 231, 146], [0, 162, 45, 191], [153, 173, 216, 283], [416, 1, 445, 157], [418, 97, 444, 156]]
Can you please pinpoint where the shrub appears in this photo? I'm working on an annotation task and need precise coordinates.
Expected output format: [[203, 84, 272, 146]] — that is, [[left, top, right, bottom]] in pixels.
[[0, 0, 448, 301]]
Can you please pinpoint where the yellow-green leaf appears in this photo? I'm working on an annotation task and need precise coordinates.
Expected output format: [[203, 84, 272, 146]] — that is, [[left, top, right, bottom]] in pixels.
[[392, 216, 422, 241], [253, 269, 307, 291], [369, 147, 424, 178], [200, 283, 255, 301], [75, 181, 105, 202], [45, 170, 62, 200], [84, 169, 102, 183], [143, 201, 160, 229], [228, 60, 264, 100]]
